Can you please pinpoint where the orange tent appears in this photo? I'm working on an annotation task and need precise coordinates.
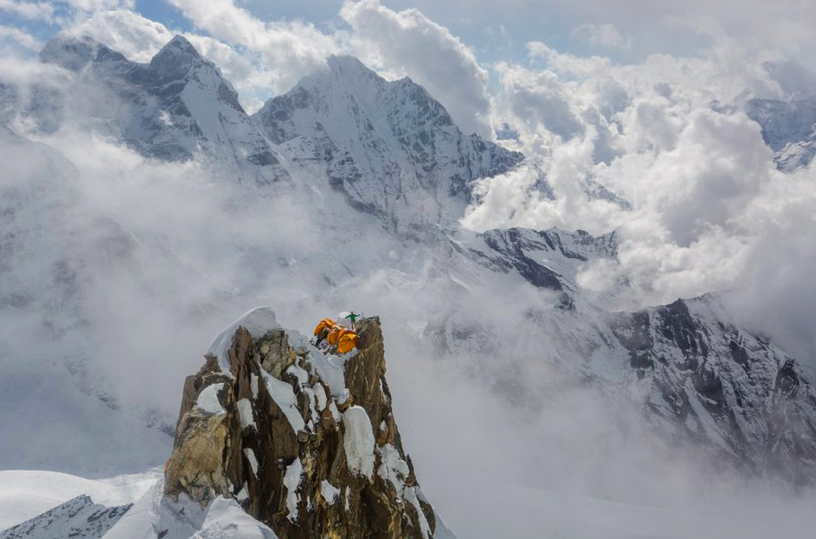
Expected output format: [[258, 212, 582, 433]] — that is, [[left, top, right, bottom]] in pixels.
[[314, 318, 360, 354], [327, 325, 350, 346], [337, 331, 359, 354], [313, 318, 336, 337]]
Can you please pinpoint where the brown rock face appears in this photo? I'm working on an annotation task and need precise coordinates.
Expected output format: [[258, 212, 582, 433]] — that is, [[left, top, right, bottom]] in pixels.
[[164, 315, 438, 538]]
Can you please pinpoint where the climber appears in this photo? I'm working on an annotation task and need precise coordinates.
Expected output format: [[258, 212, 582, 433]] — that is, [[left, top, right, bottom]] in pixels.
[[338, 311, 360, 329]]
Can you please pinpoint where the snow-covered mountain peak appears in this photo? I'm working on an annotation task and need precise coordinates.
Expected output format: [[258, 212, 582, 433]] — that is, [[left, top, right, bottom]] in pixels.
[[324, 54, 382, 82], [253, 55, 523, 231], [295, 55, 457, 135], [156, 34, 200, 59], [150, 35, 212, 85]]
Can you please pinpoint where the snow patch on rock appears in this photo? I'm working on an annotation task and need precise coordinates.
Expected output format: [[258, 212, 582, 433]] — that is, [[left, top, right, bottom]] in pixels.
[[320, 480, 340, 505], [243, 448, 259, 477], [259, 369, 305, 433], [283, 459, 303, 522], [377, 444, 410, 496], [342, 406, 375, 479], [237, 398, 255, 430], [196, 384, 226, 415]]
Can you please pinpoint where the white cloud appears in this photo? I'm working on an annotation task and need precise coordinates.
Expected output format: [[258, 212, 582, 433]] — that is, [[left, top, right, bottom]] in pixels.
[[167, 0, 342, 95], [340, 0, 491, 136], [572, 23, 631, 50], [66, 9, 173, 62], [0, 0, 55, 22], [494, 62, 584, 141], [0, 25, 42, 52], [59, 0, 133, 11]]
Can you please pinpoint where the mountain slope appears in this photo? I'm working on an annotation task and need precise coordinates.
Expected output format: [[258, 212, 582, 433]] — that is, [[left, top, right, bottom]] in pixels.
[[611, 296, 816, 484]]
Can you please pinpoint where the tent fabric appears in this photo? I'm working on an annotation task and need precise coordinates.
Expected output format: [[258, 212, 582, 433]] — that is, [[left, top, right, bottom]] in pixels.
[[313, 318, 336, 336], [327, 325, 351, 346], [337, 332, 359, 354], [315, 318, 360, 353]]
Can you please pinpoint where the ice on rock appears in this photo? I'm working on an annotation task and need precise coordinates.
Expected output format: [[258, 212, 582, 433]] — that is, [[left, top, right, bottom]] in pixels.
[[377, 444, 410, 496], [259, 369, 305, 433], [244, 448, 259, 477], [250, 374, 259, 399]]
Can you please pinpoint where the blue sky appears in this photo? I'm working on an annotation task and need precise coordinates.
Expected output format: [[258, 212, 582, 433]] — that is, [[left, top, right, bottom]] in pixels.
[[0, 0, 736, 67]]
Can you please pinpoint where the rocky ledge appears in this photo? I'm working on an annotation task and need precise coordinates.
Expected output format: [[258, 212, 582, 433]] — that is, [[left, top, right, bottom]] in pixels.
[[163, 308, 440, 538]]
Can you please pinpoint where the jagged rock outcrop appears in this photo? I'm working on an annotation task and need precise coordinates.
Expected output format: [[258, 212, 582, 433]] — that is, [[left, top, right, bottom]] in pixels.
[[164, 309, 439, 538]]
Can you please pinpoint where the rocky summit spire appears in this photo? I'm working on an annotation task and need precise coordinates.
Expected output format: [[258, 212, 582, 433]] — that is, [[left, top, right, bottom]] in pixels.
[[160, 308, 443, 538]]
